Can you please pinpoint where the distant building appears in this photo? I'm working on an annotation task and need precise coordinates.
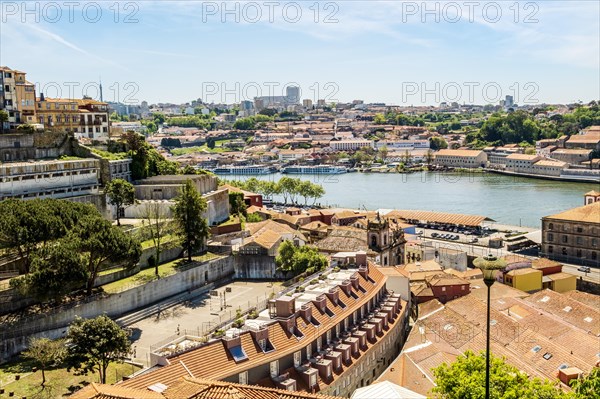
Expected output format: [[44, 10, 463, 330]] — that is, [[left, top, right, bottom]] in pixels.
[[0, 158, 100, 200], [330, 139, 374, 151], [541, 194, 600, 267], [36, 96, 110, 142], [0, 66, 37, 128], [549, 148, 593, 165], [302, 99, 313, 109], [433, 149, 487, 168]]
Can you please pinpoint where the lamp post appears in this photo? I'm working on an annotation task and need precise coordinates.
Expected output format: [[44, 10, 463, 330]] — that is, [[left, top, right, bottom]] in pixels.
[[473, 254, 506, 399]]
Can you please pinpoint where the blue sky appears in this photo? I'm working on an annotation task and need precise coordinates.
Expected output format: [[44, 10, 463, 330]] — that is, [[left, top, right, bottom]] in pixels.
[[1, 1, 598, 105]]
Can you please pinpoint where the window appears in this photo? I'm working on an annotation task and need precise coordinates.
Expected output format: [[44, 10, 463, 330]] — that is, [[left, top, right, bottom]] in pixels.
[[547, 233, 554, 242], [306, 343, 312, 359], [548, 246, 553, 254], [577, 250, 582, 257], [239, 371, 248, 384], [592, 239, 598, 248], [577, 237, 583, 245], [577, 227, 583, 233], [294, 351, 301, 367], [269, 360, 279, 378], [592, 252, 597, 261], [562, 235, 568, 243], [441, 287, 446, 292]]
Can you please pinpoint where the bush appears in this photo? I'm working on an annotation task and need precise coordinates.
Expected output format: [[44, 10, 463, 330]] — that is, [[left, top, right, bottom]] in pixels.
[[233, 318, 244, 328], [310, 278, 319, 285], [213, 329, 225, 338]]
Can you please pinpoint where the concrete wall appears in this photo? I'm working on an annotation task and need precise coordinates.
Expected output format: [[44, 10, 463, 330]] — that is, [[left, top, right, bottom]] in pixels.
[[233, 255, 288, 280], [1, 257, 235, 361]]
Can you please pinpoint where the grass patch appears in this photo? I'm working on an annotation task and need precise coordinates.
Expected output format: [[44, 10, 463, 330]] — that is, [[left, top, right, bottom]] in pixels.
[[140, 235, 178, 250], [0, 358, 141, 399], [170, 140, 235, 156], [101, 253, 221, 294], [89, 148, 129, 160]]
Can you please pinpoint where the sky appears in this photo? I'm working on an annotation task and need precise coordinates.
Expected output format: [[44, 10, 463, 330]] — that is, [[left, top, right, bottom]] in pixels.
[[1, 1, 599, 106]]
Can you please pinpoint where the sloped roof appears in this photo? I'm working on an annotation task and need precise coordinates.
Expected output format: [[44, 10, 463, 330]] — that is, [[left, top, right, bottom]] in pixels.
[[351, 381, 426, 399], [544, 201, 600, 224]]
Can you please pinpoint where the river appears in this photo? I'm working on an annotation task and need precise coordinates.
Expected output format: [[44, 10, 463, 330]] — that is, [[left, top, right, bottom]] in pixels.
[[224, 171, 599, 228]]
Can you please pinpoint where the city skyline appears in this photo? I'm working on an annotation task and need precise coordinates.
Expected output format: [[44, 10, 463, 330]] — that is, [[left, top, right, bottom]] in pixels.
[[1, 1, 598, 105]]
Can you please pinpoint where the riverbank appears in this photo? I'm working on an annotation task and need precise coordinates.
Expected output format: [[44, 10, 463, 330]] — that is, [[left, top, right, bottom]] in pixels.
[[486, 168, 600, 184]]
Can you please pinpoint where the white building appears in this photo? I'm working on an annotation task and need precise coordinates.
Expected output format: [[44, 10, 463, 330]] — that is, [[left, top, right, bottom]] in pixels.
[[375, 140, 430, 150], [0, 158, 100, 200], [433, 149, 487, 168], [330, 139, 374, 151]]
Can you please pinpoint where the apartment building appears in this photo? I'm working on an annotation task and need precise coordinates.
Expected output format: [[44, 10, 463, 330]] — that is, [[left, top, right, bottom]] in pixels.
[[123, 261, 409, 397], [36, 96, 110, 141], [0, 66, 37, 128], [374, 140, 430, 150], [433, 149, 487, 168], [329, 139, 374, 151], [541, 195, 600, 267], [0, 158, 100, 200], [565, 129, 600, 151], [504, 153, 541, 172]]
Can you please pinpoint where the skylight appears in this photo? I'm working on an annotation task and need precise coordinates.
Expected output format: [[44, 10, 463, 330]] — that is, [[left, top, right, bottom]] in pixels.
[[443, 324, 453, 331], [532, 345, 542, 353], [558, 364, 569, 370], [490, 319, 497, 326], [229, 345, 248, 363], [563, 306, 572, 312], [543, 353, 553, 360], [148, 383, 168, 393], [584, 317, 593, 323], [540, 296, 550, 303]]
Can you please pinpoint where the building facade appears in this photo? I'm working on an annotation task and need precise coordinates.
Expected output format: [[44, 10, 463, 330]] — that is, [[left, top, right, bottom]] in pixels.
[[0, 158, 100, 200], [0, 66, 37, 128], [36, 97, 110, 141], [123, 262, 409, 398], [541, 197, 600, 267], [433, 149, 487, 168]]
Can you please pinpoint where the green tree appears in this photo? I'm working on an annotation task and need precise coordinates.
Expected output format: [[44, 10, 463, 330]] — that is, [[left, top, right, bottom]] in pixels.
[[374, 113, 386, 124], [105, 178, 136, 226], [276, 241, 328, 275], [379, 145, 389, 162], [259, 108, 277, 117], [0, 109, 9, 133], [431, 350, 570, 399], [233, 117, 256, 130], [206, 137, 216, 149], [22, 337, 67, 386], [0, 199, 98, 272], [229, 191, 247, 217], [67, 315, 131, 384], [172, 180, 210, 262], [570, 367, 600, 398], [141, 202, 172, 276], [279, 177, 300, 205], [430, 136, 449, 150], [11, 240, 88, 302], [73, 216, 141, 295]]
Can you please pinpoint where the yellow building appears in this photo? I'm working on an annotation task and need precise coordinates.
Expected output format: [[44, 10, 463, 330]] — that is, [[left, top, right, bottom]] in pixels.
[[36, 97, 110, 141], [504, 268, 542, 293], [543, 272, 577, 293], [0, 66, 37, 128]]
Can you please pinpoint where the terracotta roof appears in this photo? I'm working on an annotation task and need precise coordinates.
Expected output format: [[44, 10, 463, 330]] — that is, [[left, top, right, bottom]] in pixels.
[[531, 258, 562, 269], [70, 382, 164, 399], [122, 265, 394, 390], [435, 149, 484, 157], [386, 210, 492, 227], [544, 202, 600, 224], [534, 159, 567, 167], [315, 226, 369, 254], [545, 272, 577, 282], [567, 132, 600, 143], [71, 377, 341, 399], [585, 190, 600, 196]]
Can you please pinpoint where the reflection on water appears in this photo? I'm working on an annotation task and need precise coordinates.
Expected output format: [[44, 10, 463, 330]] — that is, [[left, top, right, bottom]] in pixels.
[[225, 171, 599, 228]]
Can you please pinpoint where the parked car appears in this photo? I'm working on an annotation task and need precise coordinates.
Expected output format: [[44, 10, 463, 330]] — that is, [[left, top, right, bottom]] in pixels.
[[431, 232, 439, 238], [452, 235, 460, 240], [470, 238, 479, 243], [578, 266, 591, 273]]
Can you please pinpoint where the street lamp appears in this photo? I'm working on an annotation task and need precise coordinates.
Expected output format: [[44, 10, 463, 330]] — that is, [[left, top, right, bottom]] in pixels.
[[473, 254, 506, 399]]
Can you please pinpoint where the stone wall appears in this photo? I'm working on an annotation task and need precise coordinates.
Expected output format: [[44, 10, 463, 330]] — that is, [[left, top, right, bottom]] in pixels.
[[0, 257, 235, 361]]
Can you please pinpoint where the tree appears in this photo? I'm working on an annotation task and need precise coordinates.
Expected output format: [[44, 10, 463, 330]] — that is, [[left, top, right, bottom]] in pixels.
[[430, 136, 448, 150], [374, 113, 386, 125], [105, 179, 136, 226], [67, 315, 131, 384], [73, 216, 141, 295], [0, 199, 98, 272], [22, 337, 67, 386], [431, 350, 570, 399], [0, 109, 8, 133], [11, 240, 88, 303], [570, 367, 600, 398], [229, 191, 247, 217], [276, 241, 328, 275], [172, 180, 210, 262], [379, 145, 389, 163], [279, 177, 300, 205], [141, 202, 172, 276]]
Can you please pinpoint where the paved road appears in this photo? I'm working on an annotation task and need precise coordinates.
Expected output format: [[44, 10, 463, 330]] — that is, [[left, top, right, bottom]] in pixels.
[[128, 281, 283, 366]]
